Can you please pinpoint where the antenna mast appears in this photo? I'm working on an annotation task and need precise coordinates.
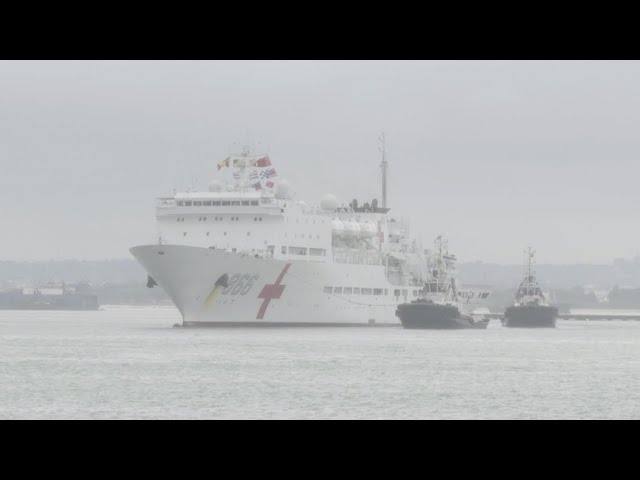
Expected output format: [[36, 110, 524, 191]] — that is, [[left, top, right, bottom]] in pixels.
[[526, 247, 535, 295], [379, 132, 388, 208], [528, 247, 535, 278]]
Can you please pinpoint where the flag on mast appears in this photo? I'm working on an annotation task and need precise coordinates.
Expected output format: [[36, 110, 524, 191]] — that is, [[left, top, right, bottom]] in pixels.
[[217, 157, 230, 170], [256, 156, 271, 168]]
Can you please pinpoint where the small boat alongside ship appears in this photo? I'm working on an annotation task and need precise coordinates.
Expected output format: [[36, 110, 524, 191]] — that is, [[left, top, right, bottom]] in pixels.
[[502, 248, 557, 328], [396, 300, 490, 329], [396, 236, 490, 330]]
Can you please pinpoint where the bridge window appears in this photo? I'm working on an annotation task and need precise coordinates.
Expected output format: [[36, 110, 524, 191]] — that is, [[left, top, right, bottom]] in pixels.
[[361, 288, 372, 295], [251, 201, 259, 206], [206, 232, 210, 236], [242, 201, 250, 206], [402, 289, 408, 296], [194, 201, 203, 206], [343, 287, 353, 295], [309, 248, 326, 256], [231, 201, 241, 206], [281, 246, 286, 254], [204, 201, 212, 206], [373, 288, 383, 295], [183, 232, 187, 237], [353, 288, 360, 295], [259, 217, 262, 221], [185, 201, 192, 207], [177, 201, 184, 206], [394, 289, 401, 296], [247, 232, 251, 236], [333, 287, 343, 294], [222, 201, 230, 206], [323, 286, 332, 294], [213, 201, 221, 206], [288, 246, 307, 255]]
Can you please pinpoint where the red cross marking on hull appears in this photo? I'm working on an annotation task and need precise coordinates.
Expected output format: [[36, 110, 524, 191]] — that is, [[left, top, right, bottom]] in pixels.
[[256, 263, 292, 319]]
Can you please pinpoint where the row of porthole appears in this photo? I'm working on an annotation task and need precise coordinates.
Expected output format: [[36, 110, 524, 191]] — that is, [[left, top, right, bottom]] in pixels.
[[183, 231, 253, 237], [176, 200, 259, 207], [323, 287, 421, 297], [178, 216, 261, 223], [287, 217, 325, 225], [324, 287, 389, 296], [284, 233, 321, 239]]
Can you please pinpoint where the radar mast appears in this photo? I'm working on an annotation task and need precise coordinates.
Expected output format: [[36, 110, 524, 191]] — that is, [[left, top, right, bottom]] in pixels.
[[379, 132, 388, 209]]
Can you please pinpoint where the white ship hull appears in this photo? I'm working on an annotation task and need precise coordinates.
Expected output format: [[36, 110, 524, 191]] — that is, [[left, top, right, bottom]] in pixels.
[[131, 245, 492, 326], [132, 245, 404, 326]]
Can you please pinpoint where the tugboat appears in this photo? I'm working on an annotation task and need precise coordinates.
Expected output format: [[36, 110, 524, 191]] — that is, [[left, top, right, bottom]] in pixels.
[[396, 236, 489, 329], [502, 247, 557, 328]]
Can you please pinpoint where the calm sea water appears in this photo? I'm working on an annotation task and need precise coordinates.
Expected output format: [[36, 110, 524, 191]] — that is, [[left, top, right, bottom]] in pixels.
[[1, 306, 639, 419]]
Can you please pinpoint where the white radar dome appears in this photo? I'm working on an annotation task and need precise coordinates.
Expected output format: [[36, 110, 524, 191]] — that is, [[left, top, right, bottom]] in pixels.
[[320, 193, 339, 211], [276, 179, 292, 198], [208, 180, 223, 192]]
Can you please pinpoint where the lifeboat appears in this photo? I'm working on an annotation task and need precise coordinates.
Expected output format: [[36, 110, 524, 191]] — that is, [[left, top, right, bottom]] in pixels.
[[342, 219, 361, 236], [331, 218, 345, 235]]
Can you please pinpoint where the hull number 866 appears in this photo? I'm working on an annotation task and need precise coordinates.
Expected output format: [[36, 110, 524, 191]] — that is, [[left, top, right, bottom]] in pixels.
[[222, 274, 260, 296]]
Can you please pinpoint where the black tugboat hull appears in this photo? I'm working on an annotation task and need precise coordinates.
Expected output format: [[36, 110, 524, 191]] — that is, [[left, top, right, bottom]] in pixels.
[[502, 305, 558, 328], [396, 303, 488, 329]]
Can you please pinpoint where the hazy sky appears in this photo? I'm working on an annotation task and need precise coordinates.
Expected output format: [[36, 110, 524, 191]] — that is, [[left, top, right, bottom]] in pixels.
[[1, 60, 639, 264]]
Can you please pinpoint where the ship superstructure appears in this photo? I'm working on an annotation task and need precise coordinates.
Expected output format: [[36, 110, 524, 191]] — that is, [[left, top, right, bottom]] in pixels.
[[131, 140, 491, 326], [423, 236, 460, 305], [502, 248, 558, 328]]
